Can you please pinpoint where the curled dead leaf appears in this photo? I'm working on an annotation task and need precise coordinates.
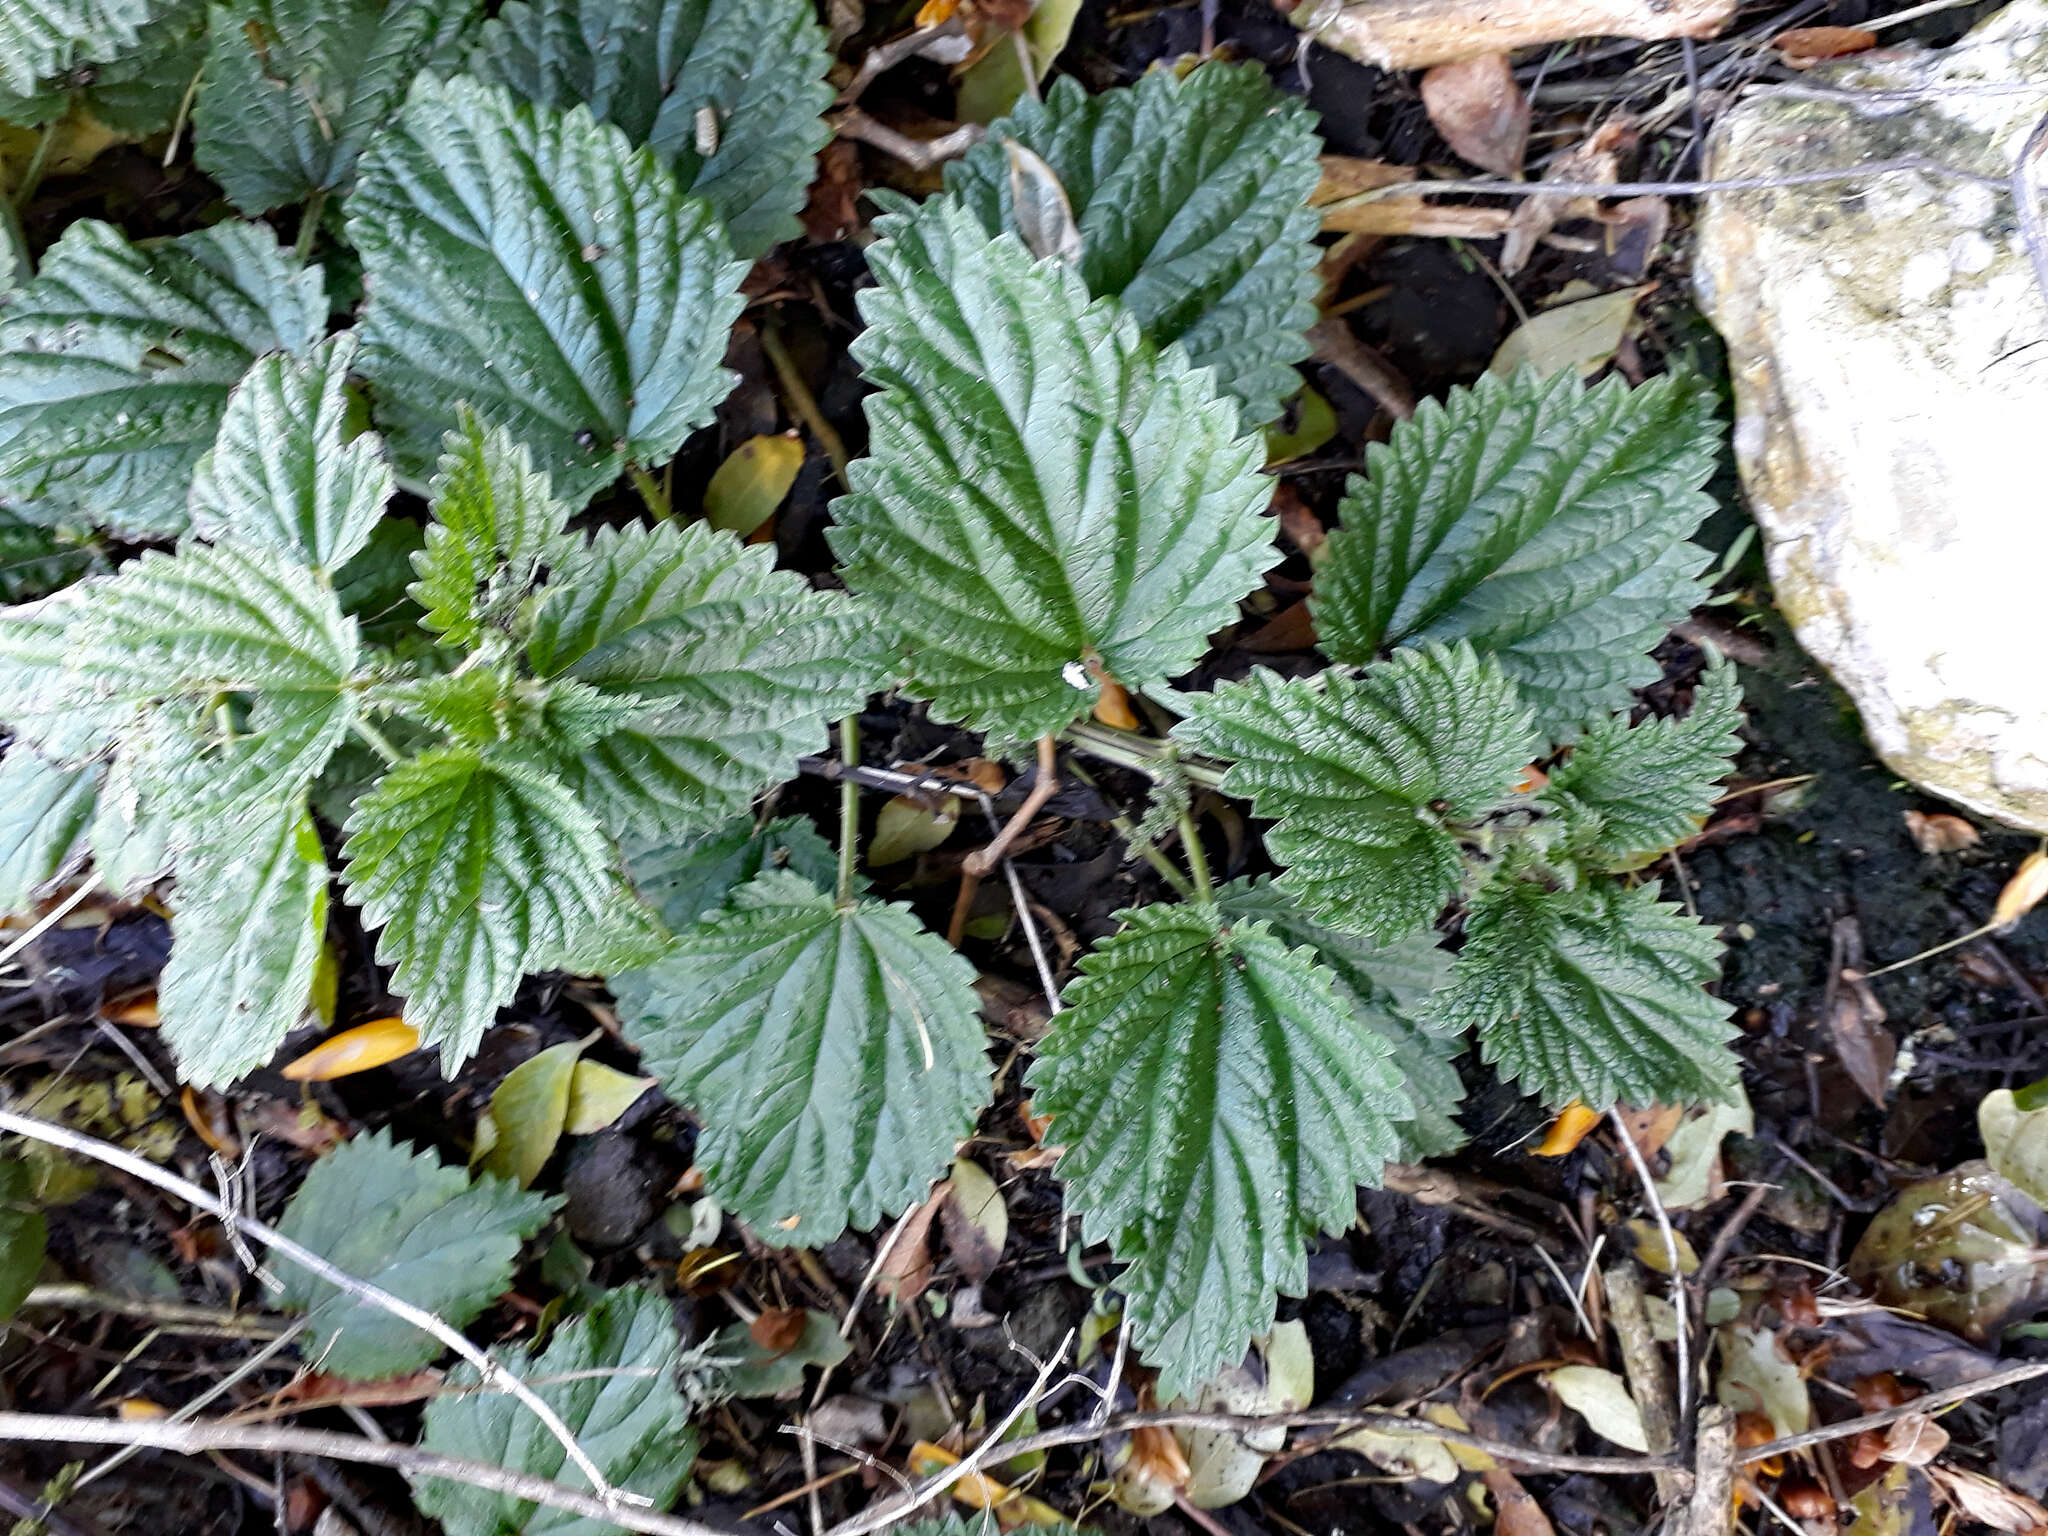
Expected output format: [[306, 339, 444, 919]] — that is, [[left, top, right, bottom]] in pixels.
[[1879, 1413, 1949, 1466], [1419, 53, 1529, 177], [1775, 25, 1877, 64], [1925, 1464, 2048, 1531], [750, 1306, 808, 1355], [280, 1017, 421, 1081], [1532, 1101, 1602, 1157], [1904, 810, 1979, 854], [1993, 848, 2048, 930]]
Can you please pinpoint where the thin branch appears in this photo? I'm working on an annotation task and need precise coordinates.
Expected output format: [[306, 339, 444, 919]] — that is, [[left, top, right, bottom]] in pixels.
[[0, 1414, 722, 1536], [1611, 1106, 1691, 1422], [19, 1284, 291, 1339], [1745, 1354, 2048, 1461], [0, 1109, 624, 1506]]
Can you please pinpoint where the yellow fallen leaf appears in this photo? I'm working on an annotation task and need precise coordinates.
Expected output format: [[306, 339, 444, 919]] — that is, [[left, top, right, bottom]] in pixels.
[[908, 1441, 1067, 1528], [103, 996, 159, 1028], [115, 1398, 167, 1420], [281, 1017, 420, 1081], [1993, 847, 2048, 931], [1532, 1101, 1601, 1157], [703, 432, 804, 538]]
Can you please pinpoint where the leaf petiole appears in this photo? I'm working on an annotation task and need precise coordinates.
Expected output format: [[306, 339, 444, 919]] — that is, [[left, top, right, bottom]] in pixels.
[[350, 717, 403, 766], [837, 715, 859, 907]]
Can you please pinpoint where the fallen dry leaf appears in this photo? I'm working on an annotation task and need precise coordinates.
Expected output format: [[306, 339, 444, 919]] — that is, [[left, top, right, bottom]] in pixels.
[[1878, 1413, 1949, 1466], [1827, 970, 1894, 1110], [1775, 25, 1877, 65], [1502, 121, 1630, 275], [1926, 1465, 2048, 1531], [1092, 678, 1139, 730], [1484, 1468, 1556, 1536], [938, 1157, 1008, 1284], [1532, 1101, 1603, 1157], [1904, 810, 1980, 854], [876, 1184, 946, 1304], [1314, 154, 1415, 204], [281, 1016, 420, 1081], [1421, 53, 1529, 177], [1993, 847, 2048, 930], [750, 1307, 808, 1355], [1318, 198, 1514, 239]]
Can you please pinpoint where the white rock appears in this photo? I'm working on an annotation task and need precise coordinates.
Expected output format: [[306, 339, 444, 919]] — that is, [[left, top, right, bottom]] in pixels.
[[1695, 1, 2048, 831]]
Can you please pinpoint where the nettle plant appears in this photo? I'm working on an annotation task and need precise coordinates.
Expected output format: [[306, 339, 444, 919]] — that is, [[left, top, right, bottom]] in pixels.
[[0, 0, 1744, 1424]]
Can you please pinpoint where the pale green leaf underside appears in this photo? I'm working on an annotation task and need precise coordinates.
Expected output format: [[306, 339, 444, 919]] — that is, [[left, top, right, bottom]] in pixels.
[[416, 1286, 696, 1536], [614, 870, 990, 1245], [348, 73, 746, 505], [340, 745, 624, 1069], [1215, 877, 1465, 1160], [0, 0, 151, 92], [0, 0, 205, 131], [0, 220, 325, 535], [1311, 369, 1720, 732], [1028, 901, 1408, 1400], [830, 199, 1275, 743], [158, 805, 329, 1088], [0, 593, 138, 763], [1431, 878, 1739, 1111], [529, 520, 879, 840], [274, 1128, 557, 1379], [1546, 660, 1744, 870], [189, 331, 394, 573], [0, 750, 97, 915], [1174, 643, 1538, 941], [412, 410, 570, 648], [624, 813, 839, 933], [195, 0, 481, 213], [946, 61, 1322, 428], [474, 0, 834, 260]]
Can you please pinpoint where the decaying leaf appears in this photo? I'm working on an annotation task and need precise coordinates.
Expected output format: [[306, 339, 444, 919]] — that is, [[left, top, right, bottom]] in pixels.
[[911, 1440, 1069, 1527], [877, 1184, 947, 1305], [1178, 1321, 1314, 1508], [1337, 1422, 1460, 1483], [1489, 285, 1645, 381], [1776, 25, 1877, 64], [562, 1059, 654, 1136], [704, 434, 804, 539], [1545, 1364, 1650, 1451], [1627, 1219, 1699, 1274], [1110, 1423, 1193, 1516], [1994, 848, 2048, 931], [1880, 1414, 1949, 1466], [1715, 1322, 1810, 1437], [1420, 53, 1528, 177], [280, 1016, 420, 1081], [1500, 121, 1628, 275], [1829, 954, 1895, 1110], [939, 1157, 1008, 1285], [1484, 1468, 1558, 1536], [1532, 1100, 1603, 1157], [1926, 1465, 2048, 1531], [1654, 1088, 1753, 1210], [1848, 1161, 2048, 1341]]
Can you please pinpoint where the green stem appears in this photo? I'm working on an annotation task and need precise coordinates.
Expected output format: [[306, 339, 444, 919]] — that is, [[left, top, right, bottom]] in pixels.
[[12, 111, 64, 211], [1177, 811, 1214, 902], [760, 319, 850, 490], [836, 715, 859, 907], [627, 462, 673, 521], [350, 717, 403, 766], [1061, 720, 1228, 791], [1063, 759, 1195, 901], [294, 188, 327, 263]]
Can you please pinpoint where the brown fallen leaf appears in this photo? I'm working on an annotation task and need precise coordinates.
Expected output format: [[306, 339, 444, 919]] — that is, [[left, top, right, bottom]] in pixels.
[[1828, 972, 1894, 1110], [1532, 1101, 1602, 1157], [1878, 1413, 1949, 1466], [1092, 678, 1139, 730], [876, 1184, 947, 1304], [1484, 1468, 1556, 1536], [1420, 53, 1529, 177], [1314, 154, 1416, 203], [1904, 810, 1980, 854], [751, 1307, 809, 1354], [1502, 120, 1630, 275], [1776, 25, 1877, 65], [1318, 199, 1514, 239], [1993, 847, 2048, 930], [1925, 1465, 2048, 1531], [938, 1157, 1008, 1284]]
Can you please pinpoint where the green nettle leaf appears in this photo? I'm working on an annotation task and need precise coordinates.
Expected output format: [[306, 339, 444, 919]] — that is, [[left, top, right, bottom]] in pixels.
[[0, 511, 101, 603], [340, 745, 628, 1068], [1215, 877, 1465, 1160], [946, 62, 1323, 428], [0, 220, 326, 535], [613, 871, 990, 1245], [1430, 878, 1740, 1111], [1310, 369, 1721, 731], [474, 0, 833, 261], [0, 1158, 46, 1323], [158, 806, 329, 1088], [830, 199, 1276, 743], [0, 0, 152, 93], [0, 750, 97, 915], [527, 521, 879, 839], [273, 1128, 558, 1379], [1545, 662, 1744, 871], [189, 332, 394, 573], [194, 0, 481, 214], [624, 813, 839, 932], [1028, 901, 1409, 1399], [0, 0, 206, 131], [415, 1286, 696, 1536], [1174, 643, 1539, 941], [0, 592, 137, 763], [411, 411, 570, 648], [347, 73, 746, 503], [67, 541, 361, 830]]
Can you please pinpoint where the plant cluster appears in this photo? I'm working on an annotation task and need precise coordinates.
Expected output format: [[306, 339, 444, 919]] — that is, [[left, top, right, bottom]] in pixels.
[[0, 0, 1745, 1467]]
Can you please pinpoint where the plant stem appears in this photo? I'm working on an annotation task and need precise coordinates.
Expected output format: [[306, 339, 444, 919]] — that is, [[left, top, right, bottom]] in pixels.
[[1064, 759, 1195, 901], [760, 319, 850, 489], [11, 113, 62, 211], [1177, 810, 1214, 901], [349, 717, 402, 765], [627, 461, 673, 521], [1062, 720, 1228, 790], [837, 715, 859, 907], [294, 187, 327, 262]]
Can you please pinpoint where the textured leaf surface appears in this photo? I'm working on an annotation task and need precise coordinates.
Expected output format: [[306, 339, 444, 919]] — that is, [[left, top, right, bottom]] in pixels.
[[55, 543, 361, 834], [159, 806, 329, 1088], [189, 332, 393, 572], [0, 220, 325, 534], [1546, 661, 1744, 870], [411, 411, 569, 648], [1174, 644, 1538, 940], [0, 511, 100, 602], [475, 0, 832, 260], [195, 0, 480, 212], [0, 0, 204, 130], [274, 1128, 557, 1378], [613, 870, 989, 1244], [1311, 369, 1719, 730], [416, 1286, 695, 1536], [0, 0, 151, 92], [1216, 877, 1464, 1160], [348, 74, 745, 503], [340, 746, 623, 1068], [1430, 878, 1739, 1110], [830, 200, 1275, 742], [946, 62, 1321, 427], [529, 521, 877, 839], [0, 594, 131, 763], [0, 750, 97, 915], [624, 813, 838, 932], [0, 1159, 45, 1323], [1028, 901, 1408, 1399]]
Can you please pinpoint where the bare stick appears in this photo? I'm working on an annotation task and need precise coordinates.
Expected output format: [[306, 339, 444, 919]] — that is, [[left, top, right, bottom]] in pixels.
[[1289, 0, 1734, 70], [1683, 1404, 1737, 1536], [1745, 1354, 2048, 1461], [964, 736, 1059, 879], [0, 1414, 722, 1536], [0, 1109, 623, 1505], [1610, 1107, 1690, 1421], [1605, 1262, 1687, 1509]]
